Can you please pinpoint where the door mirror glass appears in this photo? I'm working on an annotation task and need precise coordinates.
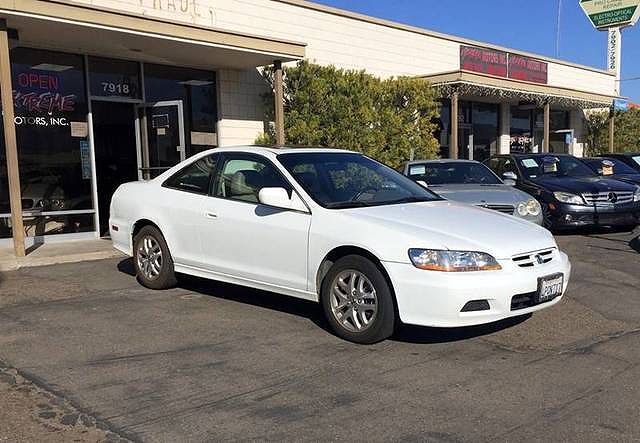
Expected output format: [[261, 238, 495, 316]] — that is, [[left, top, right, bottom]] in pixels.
[[502, 171, 517, 186], [259, 187, 307, 212]]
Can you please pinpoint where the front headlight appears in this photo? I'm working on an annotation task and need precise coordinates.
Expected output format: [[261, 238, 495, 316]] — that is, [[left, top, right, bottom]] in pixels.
[[553, 192, 585, 205], [408, 249, 502, 272], [634, 187, 640, 202], [526, 199, 541, 216]]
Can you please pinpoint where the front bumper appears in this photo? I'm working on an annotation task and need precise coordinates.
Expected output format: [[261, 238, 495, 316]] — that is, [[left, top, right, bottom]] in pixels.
[[383, 250, 571, 328], [549, 202, 640, 228]]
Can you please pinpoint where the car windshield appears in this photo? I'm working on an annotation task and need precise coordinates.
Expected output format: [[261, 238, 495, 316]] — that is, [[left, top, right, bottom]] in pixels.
[[583, 158, 638, 175], [406, 162, 502, 185], [278, 152, 441, 209], [517, 155, 596, 179]]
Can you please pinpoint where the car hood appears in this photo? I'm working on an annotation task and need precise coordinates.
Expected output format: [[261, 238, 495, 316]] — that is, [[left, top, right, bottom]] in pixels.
[[427, 184, 531, 205], [341, 200, 555, 259], [530, 175, 637, 193], [610, 174, 640, 186]]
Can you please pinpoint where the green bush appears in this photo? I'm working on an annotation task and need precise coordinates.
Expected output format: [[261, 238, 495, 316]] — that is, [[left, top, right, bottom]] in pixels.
[[585, 108, 640, 155], [261, 61, 441, 168]]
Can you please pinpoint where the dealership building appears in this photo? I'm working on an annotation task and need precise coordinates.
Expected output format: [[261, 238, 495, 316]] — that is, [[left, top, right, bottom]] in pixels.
[[0, 0, 620, 254]]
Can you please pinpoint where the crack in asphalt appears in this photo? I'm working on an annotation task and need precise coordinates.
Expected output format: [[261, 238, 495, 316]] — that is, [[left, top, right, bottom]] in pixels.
[[0, 357, 139, 442]]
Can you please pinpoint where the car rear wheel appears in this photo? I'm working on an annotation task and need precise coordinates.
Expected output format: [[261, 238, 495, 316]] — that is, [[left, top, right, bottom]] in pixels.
[[133, 225, 177, 290], [321, 255, 395, 344]]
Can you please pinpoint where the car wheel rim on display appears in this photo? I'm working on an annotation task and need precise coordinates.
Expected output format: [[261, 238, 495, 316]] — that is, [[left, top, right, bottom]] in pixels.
[[330, 270, 378, 333], [137, 236, 163, 280]]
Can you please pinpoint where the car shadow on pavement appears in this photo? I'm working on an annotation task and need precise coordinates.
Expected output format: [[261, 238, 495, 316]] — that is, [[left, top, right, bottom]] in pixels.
[[392, 315, 531, 344], [117, 258, 331, 332], [118, 258, 533, 345]]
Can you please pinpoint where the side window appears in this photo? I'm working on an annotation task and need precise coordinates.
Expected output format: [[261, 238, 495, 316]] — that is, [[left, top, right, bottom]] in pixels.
[[214, 155, 291, 204], [163, 154, 218, 194], [488, 158, 503, 175]]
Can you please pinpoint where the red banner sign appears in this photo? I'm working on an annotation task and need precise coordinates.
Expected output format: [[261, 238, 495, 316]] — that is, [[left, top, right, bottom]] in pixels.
[[460, 45, 508, 77], [460, 46, 548, 85], [508, 54, 548, 84]]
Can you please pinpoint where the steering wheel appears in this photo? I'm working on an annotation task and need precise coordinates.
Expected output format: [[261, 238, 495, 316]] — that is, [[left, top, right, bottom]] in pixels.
[[351, 187, 378, 202]]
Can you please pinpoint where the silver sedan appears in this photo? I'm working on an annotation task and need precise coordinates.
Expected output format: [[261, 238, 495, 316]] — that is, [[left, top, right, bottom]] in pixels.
[[402, 159, 543, 225]]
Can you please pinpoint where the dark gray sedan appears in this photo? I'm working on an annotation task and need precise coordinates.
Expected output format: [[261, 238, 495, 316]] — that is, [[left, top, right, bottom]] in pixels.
[[402, 159, 543, 225]]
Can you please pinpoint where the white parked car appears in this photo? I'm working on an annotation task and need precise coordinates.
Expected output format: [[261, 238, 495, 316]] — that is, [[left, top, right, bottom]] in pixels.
[[110, 147, 571, 344]]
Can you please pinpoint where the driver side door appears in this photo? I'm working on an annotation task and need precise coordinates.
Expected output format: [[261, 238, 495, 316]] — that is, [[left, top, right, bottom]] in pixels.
[[199, 153, 312, 292]]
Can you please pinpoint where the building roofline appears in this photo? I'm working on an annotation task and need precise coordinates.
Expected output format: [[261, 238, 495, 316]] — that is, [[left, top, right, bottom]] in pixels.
[[274, 0, 614, 77]]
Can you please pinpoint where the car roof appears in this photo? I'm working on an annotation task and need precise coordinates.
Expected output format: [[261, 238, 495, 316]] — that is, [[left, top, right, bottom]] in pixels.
[[405, 159, 480, 165], [597, 152, 640, 157], [199, 145, 355, 156], [508, 153, 573, 158]]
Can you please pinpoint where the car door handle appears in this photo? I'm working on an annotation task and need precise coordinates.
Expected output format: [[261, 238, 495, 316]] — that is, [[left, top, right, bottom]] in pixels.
[[205, 211, 218, 219]]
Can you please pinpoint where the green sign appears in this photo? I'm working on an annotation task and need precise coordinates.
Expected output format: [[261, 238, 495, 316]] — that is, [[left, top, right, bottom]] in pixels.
[[580, 0, 640, 29]]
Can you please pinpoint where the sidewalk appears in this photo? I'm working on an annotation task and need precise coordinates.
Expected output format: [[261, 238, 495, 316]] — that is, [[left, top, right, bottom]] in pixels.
[[0, 239, 125, 272]]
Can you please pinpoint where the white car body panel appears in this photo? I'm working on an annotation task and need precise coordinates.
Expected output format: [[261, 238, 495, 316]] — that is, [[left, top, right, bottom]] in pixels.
[[110, 147, 571, 328]]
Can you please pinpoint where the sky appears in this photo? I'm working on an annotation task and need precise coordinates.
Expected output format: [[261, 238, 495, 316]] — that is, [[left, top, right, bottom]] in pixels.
[[314, 0, 640, 103]]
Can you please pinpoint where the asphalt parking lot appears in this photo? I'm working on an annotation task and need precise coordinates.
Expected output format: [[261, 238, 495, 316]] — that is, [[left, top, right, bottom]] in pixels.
[[1, 230, 639, 442]]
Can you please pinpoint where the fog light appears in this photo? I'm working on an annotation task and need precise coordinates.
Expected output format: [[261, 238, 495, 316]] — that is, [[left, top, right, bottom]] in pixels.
[[565, 214, 573, 222], [461, 300, 490, 312]]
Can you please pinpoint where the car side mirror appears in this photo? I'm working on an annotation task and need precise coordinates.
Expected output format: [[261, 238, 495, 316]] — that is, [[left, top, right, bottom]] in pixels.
[[502, 171, 517, 186], [258, 187, 308, 212]]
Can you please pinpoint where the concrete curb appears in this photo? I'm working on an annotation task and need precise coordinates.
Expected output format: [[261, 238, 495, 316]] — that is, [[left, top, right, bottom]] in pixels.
[[0, 250, 125, 272]]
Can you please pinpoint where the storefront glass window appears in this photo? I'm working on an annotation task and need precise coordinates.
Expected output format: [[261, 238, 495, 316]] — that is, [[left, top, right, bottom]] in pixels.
[[144, 64, 217, 157], [471, 102, 498, 162], [0, 123, 10, 239], [88, 57, 141, 99], [510, 107, 534, 153], [6, 47, 94, 238], [435, 99, 450, 158]]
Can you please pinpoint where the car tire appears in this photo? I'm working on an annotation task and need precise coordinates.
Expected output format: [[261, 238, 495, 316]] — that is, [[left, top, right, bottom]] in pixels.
[[133, 225, 177, 290], [320, 255, 396, 344]]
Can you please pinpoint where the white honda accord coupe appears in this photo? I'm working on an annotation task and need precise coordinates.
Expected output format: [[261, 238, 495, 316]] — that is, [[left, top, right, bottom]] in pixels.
[[110, 147, 571, 344]]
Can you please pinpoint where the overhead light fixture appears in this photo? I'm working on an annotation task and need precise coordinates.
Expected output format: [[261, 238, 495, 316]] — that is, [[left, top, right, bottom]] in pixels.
[[179, 80, 213, 86], [31, 63, 74, 72]]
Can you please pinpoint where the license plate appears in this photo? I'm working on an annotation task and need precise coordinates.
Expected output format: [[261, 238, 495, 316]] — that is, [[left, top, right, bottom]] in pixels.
[[536, 273, 564, 304]]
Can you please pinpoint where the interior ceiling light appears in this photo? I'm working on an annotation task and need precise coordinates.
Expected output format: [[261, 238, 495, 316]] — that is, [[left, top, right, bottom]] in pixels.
[[31, 63, 73, 72]]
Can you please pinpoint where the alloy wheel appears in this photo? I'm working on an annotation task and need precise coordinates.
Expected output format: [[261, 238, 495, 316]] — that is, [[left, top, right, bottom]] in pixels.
[[137, 235, 163, 280], [329, 270, 378, 332]]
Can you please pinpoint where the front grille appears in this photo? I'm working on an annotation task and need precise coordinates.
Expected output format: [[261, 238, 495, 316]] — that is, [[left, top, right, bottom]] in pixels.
[[511, 291, 536, 311], [582, 191, 634, 206], [483, 204, 515, 214], [512, 248, 555, 268]]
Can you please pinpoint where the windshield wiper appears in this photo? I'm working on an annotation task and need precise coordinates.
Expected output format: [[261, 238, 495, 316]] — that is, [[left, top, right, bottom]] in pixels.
[[325, 201, 372, 209], [382, 196, 434, 205]]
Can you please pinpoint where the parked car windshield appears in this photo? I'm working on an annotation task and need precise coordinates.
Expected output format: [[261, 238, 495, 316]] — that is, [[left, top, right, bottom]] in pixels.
[[517, 155, 596, 179], [582, 158, 638, 175], [278, 152, 441, 209], [406, 162, 502, 185]]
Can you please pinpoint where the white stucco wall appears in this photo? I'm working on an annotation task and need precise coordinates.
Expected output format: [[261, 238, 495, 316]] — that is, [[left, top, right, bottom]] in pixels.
[[65, 0, 618, 146]]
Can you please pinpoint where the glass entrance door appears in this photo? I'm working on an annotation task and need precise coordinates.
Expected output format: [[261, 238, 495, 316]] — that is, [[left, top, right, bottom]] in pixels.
[[137, 101, 186, 179], [550, 130, 573, 154]]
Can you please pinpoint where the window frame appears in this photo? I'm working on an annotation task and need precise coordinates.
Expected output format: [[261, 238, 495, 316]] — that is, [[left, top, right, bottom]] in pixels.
[[210, 152, 307, 212], [162, 153, 219, 196]]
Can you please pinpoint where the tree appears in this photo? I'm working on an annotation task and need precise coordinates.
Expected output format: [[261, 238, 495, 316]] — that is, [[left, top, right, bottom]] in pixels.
[[583, 108, 640, 155], [259, 61, 441, 168]]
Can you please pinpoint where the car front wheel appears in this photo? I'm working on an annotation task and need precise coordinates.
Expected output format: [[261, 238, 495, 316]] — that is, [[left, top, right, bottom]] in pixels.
[[321, 255, 396, 344], [133, 225, 177, 290]]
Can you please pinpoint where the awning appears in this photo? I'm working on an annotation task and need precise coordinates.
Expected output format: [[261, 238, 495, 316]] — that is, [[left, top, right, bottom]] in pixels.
[[420, 70, 618, 109], [0, 0, 306, 70]]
